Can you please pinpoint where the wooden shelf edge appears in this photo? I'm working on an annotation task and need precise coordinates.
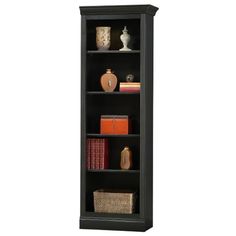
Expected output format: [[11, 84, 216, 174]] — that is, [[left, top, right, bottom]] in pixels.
[[87, 50, 140, 54], [87, 169, 140, 173], [87, 91, 140, 95], [83, 212, 140, 219], [86, 134, 140, 137]]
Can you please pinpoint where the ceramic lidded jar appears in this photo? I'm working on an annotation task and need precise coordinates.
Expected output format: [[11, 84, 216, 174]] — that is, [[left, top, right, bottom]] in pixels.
[[96, 26, 111, 50], [119, 26, 131, 51], [120, 146, 133, 170], [100, 69, 118, 92]]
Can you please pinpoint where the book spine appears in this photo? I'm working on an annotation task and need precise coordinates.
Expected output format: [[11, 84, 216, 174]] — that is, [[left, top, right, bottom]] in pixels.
[[119, 88, 140, 92], [90, 139, 95, 169], [86, 139, 91, 169], [120, 85, 141, 88], [99, 139, 104, 169], [120, 84, 140, 87], [95, 139, 100, 169], [104, 139, 109, 169], [120, 82, 141, 86], [99, 138, 109, 169]]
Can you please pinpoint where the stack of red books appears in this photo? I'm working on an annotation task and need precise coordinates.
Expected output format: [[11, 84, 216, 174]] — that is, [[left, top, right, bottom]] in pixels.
[[119, 82, 141, 92], [86, 138, 109, 170]]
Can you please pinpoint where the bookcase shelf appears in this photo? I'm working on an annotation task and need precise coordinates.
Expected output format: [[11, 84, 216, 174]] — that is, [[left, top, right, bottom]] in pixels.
[[84, 211, 140, 219], [86, 133, 140, 138], [87, 169, 140, 173], [80, 4, 158, 232], [87, 91, 140, 95], [87, 50, 140, 54]]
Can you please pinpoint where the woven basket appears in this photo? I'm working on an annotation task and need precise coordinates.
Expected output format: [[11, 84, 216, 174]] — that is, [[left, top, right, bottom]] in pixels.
[[93, 189, 136, 214]]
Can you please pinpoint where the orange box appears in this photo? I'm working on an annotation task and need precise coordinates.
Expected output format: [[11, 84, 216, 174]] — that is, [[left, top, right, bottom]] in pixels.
[[100, 115, 131, 135]]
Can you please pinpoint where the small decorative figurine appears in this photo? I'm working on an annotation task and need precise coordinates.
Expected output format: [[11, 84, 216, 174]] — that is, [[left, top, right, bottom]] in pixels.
[[120, 146, 133, 170], [100, 69, 118, 92], [126, 74, 134, 82], [119, 26, 131, 51], [96, 26, 111, 50]]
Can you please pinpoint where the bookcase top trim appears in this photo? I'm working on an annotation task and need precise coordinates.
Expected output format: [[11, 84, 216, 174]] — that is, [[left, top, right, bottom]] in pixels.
[[80, 5, 158, 16]]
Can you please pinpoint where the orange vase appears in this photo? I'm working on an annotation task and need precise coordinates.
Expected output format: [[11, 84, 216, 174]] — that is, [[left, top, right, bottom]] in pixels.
[[120, 146, 133, 170], [100, 69, 118, 92]]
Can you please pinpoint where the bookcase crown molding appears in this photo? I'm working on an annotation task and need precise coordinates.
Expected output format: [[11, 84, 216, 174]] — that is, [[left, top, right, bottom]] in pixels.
[[80, 5, 158, 16]]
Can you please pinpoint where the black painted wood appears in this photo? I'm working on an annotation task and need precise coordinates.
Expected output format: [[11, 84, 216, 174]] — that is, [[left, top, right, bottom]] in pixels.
[[80, 15, 87, 217], [86, 134, 140, 138], [86, 18, 140, 50], [87, 169, 140, 173], [86, 54, 140, 90], [87, 91, 140, 95], [87, 50, 140, 54], [80, 4, 158, 232], [140, 13, 155, 229], [80, 217, 147, 231], [80, 5, 158, 16]]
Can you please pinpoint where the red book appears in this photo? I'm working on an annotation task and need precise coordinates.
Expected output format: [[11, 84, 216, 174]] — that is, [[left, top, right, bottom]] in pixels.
[[119, 87, 140, 92], [90, 139, 96, 169], [86, 139, 91, 169], [99, 139, 102, 169], [95, 139, 100, 169], [99, 139, 109, 169]]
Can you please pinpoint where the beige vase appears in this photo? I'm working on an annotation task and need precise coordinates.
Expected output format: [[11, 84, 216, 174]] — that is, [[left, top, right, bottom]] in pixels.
[[96, 26, 111, 50]]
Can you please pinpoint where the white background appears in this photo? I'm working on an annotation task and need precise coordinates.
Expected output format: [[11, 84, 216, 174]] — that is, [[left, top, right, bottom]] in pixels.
[[0, 0, 236, 235]]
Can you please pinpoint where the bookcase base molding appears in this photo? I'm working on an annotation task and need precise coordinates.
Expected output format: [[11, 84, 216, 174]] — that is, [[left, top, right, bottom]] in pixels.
[[80, 217, 152, 232]]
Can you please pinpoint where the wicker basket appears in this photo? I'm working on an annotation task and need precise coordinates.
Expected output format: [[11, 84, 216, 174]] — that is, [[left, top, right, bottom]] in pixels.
[[93, 189, 136, 214]]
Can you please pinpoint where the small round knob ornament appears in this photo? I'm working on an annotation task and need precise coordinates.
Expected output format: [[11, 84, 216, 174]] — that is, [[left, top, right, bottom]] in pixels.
[[126, 74, 134, 82], [100, 69, 118, 92], [120, 146, 133, 170]]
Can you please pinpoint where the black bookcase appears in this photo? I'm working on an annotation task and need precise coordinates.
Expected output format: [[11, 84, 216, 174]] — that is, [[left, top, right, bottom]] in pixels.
[[79, 5, 158, 231]]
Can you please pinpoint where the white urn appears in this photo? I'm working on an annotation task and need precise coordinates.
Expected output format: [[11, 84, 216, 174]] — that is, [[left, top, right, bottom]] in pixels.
[[119, 26, 131, 51]]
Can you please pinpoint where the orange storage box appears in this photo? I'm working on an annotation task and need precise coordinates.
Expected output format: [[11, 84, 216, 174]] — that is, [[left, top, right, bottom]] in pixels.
[[100, 115, 131, 135]]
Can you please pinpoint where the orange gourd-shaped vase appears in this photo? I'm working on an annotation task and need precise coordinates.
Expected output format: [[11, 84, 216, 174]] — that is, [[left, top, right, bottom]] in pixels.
[[120, 146, 133, 170]]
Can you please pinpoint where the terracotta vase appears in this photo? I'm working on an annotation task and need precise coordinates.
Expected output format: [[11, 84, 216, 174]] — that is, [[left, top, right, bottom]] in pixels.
[[96, 26, 111, 50], [120, 146, 133, 170], [100, 69, 118, 92]]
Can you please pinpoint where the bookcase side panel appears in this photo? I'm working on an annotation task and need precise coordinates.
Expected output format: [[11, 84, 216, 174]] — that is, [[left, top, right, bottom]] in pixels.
[[80, 15, 87, 217], [140, 13, 154, 228]]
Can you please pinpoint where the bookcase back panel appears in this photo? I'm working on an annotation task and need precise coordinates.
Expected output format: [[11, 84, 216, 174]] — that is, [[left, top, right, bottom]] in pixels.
[[86, 54, 140, 91], [105, 137, 140, 170], [86, 95, 140, 134], [85, 173, 140, 213], [87, 19, 140, 50]]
